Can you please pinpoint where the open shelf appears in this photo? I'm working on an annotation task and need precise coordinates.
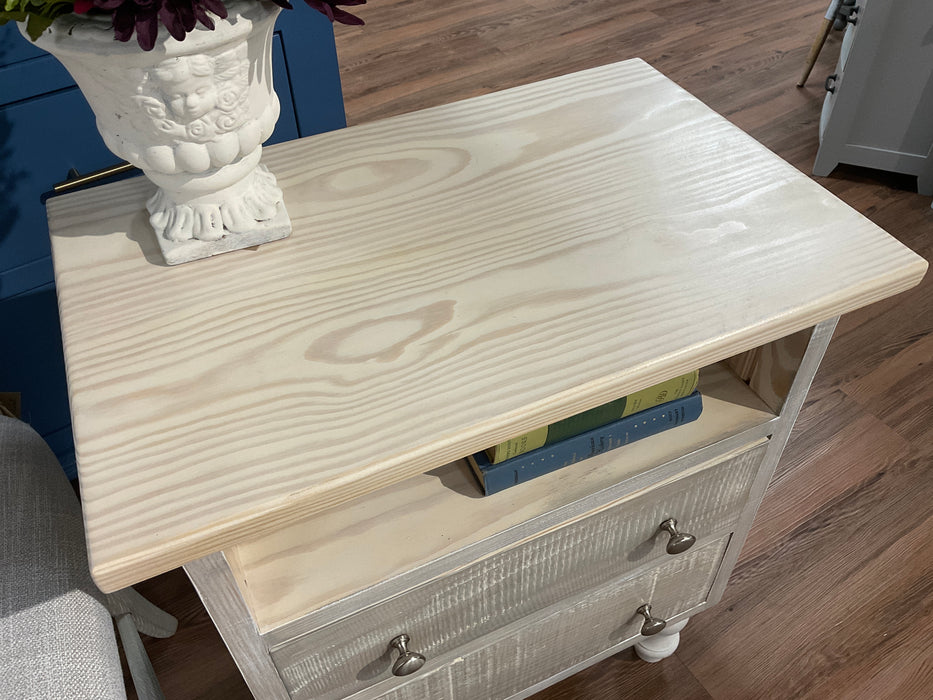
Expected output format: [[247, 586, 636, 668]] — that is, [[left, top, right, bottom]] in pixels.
[[226, 360, 776, 633]]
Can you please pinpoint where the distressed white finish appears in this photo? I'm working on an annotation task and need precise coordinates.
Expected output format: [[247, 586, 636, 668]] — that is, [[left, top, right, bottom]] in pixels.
[[46, 59, 927, 593], [444, 542, 724, 700], [280, 539, 727, 700], [184, 553, 290, 700], [706, 319, 839, 607], [266, 447, 763, 698], [31, 0, 289, 262]]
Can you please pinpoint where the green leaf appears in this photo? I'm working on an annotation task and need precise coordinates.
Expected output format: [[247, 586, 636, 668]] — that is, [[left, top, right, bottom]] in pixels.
[[0, 10, 29, 26], [25, 10, 53, 39]]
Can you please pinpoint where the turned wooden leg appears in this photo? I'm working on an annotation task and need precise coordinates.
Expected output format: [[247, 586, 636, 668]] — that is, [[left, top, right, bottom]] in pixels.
[[634, 617, 689, 663]]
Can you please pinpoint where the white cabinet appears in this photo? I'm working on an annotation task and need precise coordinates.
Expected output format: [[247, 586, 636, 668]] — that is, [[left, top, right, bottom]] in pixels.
[[813, 0, 933, 196]]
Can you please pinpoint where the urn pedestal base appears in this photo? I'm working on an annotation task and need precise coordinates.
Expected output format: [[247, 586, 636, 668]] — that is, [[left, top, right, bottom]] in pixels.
[[147, 160, 292, 265], [28, 0, 290, 266], [155, 202, 291, 265]]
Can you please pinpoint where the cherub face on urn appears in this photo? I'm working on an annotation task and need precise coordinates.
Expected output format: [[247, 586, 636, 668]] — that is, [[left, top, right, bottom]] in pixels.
[[161, 56, 219, 123], [135, 47, 250, 150]]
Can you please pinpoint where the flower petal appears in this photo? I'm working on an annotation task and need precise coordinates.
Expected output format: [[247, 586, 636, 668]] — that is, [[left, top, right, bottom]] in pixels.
[[198, 0, 228, 19], [331, 6, 364, 24], [112, 5, 136, 42], [135, 10, 158, 50], [192, 4, 215, 30]]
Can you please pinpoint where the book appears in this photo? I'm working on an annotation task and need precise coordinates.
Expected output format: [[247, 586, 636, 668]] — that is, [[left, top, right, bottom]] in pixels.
[[468, 391, 703, 495], [485, 370, 700, 464]]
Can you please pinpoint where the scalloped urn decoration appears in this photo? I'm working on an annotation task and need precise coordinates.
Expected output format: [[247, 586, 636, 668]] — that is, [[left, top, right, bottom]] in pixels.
[[27, 0, 290, 264]]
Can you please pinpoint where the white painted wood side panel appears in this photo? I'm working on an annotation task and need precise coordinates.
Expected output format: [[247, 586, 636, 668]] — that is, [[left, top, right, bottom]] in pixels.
[[269, 446, 761, 699], [47, 58, 927, 590]]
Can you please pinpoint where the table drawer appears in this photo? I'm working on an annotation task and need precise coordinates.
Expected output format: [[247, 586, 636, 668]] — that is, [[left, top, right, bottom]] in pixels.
[[272, 442, 766, 699], [449, 536, 728, 700], [348, 536, 729, 700]]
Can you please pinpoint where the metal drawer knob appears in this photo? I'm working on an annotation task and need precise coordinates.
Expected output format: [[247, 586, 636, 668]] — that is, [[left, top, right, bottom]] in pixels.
[[389, 634, 426, 676], [636, 604, 667, 636], [659, 518, 696, 555], [825, 74, 838, 94]]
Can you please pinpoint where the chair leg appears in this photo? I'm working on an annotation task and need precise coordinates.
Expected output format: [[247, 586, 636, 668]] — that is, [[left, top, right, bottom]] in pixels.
[[107, 588, 177, 699], [797, 0, 843, 87], [115, 614, 166, 700], [106, 587, 178, 639]]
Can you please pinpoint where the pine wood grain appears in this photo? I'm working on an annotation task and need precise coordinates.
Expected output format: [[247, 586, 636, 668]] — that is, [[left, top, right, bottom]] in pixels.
[[115, 0, 933, 697], [49, 57, 923, 592]]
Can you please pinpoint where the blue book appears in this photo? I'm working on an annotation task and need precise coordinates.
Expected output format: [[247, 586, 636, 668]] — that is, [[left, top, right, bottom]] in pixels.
[[467, 391, 703, 495]]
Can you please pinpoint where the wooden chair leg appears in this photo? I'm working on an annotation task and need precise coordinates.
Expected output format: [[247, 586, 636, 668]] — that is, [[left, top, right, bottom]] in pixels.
[[108, 589, 177, 699], [115, 613, 166, 700], [106, 587, 178, 639], [797, 0, 842, 87]]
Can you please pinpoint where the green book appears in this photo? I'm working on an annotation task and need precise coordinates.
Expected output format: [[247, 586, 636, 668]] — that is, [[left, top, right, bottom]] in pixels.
[[485, 370, 700, 464]]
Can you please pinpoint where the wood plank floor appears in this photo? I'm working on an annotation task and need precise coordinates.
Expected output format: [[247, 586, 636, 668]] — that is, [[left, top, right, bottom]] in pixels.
[[123, 0, 933, 697]]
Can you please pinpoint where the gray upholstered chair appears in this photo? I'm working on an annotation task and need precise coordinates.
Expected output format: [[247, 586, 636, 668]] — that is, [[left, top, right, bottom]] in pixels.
[[0, 415, 177, 699]]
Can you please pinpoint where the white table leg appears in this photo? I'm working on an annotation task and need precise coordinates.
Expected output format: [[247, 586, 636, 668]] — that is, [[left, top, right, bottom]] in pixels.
[[634, 617, 690, 663]]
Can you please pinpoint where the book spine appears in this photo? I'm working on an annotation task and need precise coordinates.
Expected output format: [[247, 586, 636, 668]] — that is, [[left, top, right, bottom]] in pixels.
[[620, 369, 699, 417], [486, 370, 700, 464], [474, 391, 702, 495]]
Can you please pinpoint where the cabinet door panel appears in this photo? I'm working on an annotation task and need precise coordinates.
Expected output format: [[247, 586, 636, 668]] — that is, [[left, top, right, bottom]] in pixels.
[[0, 87, 117, 296], [0, 23, 50, 66]]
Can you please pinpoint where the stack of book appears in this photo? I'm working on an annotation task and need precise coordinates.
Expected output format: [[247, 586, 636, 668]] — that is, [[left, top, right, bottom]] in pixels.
[[468, 370, 702, 495]]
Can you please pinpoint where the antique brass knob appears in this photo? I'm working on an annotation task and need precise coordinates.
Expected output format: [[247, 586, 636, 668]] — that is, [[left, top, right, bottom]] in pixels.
[[389, 634, 426, 676], [659, 518, 696, 555], [636, 604, 667, 636]]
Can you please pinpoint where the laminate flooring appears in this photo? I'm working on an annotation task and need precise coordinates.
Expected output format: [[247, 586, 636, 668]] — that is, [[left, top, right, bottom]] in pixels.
[[122, 0, 933, 697]]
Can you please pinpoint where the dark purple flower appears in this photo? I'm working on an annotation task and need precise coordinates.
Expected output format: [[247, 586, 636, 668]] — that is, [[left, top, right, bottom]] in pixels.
[[90, 0, 228, 50], [304, 0, 365, 25], [89, 0, 363, 50]]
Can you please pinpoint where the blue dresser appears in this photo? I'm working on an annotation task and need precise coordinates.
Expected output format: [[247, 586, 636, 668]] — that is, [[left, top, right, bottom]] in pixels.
[[0, 14, 347, 477]]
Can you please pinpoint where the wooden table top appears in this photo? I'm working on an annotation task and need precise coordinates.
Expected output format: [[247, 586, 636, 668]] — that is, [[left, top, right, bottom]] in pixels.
[[47, 59, 926, 591]]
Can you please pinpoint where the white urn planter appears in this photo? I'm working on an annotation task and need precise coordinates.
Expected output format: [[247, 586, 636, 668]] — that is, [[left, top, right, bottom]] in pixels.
[[27, 0, 290, 265]]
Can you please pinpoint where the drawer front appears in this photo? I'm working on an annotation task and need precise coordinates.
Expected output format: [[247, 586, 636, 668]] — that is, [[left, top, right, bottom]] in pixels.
[[450, 536, 728, 700], [347, 537, 728, 700], [273, 443, 766, 699]]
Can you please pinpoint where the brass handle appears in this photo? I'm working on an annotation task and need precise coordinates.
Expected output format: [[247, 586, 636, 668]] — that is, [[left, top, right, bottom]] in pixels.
[[51, 162, 136, 195], [636, 604, 667, 636], [389, 634, 426, 676], [659, 518, 696, 555]]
